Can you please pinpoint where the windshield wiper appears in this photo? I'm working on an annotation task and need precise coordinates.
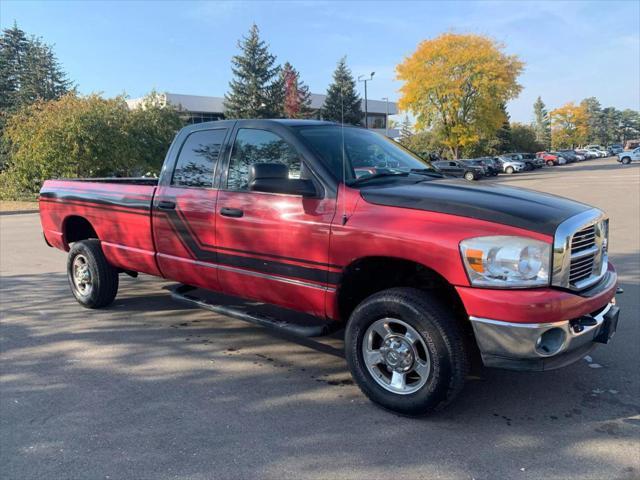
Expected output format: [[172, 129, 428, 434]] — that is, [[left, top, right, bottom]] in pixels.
[[347, 171, 410, 185]]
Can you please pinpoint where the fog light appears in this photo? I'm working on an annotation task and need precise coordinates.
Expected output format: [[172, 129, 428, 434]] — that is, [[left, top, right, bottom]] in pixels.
[[535, 328, 566, 356]]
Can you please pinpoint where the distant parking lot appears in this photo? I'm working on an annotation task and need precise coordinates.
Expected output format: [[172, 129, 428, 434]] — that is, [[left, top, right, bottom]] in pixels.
[[1, 156, 638, 480]]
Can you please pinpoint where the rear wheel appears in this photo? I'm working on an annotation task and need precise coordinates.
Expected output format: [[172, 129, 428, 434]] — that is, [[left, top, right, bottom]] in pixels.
[[505, 166, 515, 174], [621, 157, 631, 165], [345, 288, 469, 416], [67, 239, 119, 308], [463, 171, 476, 181]]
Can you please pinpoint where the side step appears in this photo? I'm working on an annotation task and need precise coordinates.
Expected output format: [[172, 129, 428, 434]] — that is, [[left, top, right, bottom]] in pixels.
[[169, 284, 341, 338]]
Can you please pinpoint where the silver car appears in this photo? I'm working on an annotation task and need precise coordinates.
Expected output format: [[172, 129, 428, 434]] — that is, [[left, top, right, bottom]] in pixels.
[[495, 156, 526, 174]]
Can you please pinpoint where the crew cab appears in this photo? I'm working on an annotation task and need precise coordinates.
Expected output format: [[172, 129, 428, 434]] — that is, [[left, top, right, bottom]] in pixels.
[[39, 120, 621, 416]]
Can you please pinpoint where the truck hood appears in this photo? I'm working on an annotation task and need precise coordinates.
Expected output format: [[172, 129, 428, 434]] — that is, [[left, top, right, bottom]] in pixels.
[[359, 178, 593, 236]]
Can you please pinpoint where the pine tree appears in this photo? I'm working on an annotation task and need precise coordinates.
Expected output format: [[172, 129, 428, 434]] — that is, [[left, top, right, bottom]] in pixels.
[[496, 103, 512, 153], [281, 62, 312, 119], [400, 114, 413, 139], [224, 24, 281, 119], [321, 57, 362, 125], [580, 97, 604, 144], [0, 23, 71, 111], [533, 96, 551, 149]]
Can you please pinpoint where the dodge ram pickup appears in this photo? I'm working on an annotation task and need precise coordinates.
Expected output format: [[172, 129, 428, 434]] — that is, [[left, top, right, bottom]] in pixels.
[[39, 119, 621, 415]]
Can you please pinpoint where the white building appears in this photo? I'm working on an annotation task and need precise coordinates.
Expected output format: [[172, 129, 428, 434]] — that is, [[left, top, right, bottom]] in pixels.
[[127, 92, 399, 137]]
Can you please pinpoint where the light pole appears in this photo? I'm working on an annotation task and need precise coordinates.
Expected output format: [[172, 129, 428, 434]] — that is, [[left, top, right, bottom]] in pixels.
[[358, 72, 375, 128], [381, 97, 389, 136]]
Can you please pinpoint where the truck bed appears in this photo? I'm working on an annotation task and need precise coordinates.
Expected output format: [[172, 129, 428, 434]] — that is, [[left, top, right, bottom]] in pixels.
[[39, 179, 161, 277]]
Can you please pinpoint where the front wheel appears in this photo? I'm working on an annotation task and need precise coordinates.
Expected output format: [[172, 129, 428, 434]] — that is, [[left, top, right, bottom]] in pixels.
[[505, 166, 515, 174], [621, 157, 631, 165], [464, 171, 476, 181], [67, 239, 119, 308], [345, 288, 469, 416], [546, 160, 554, 167]]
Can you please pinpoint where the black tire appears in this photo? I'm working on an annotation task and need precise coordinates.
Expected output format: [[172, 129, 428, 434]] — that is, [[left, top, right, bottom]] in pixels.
[[67, 239, 119, 308], [621, 157, 631, 165], [463, 171, 476, 181], [505, 166, 514, 174], [546, 160, 554, 167], [345, 287, 469, 416]]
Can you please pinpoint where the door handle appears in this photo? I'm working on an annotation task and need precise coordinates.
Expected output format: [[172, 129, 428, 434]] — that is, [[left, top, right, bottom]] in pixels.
[[220, 207, 244, 218], [157, 200, 176, 210]]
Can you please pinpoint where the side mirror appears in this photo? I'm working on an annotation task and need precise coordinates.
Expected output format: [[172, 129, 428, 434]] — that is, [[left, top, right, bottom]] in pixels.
[[248, 163, 317, 197]]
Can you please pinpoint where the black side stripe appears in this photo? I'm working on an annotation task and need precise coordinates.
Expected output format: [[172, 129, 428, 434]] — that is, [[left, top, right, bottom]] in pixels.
[[158, 208, 342, 285], [40, 190, 151, 211]]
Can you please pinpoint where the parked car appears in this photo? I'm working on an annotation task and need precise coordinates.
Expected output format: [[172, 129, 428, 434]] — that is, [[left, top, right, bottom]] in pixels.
[[558, 150, 580, 163], [536, 151, 566, 166], [39, 119, 621, 416], [584, 146, 607, 157], [608, 144, 623, 155], [617, 147, 640, 164], [462, 159, 493, 177], [433, 160, 483, 181], [575, 149, 597, 160], [500, 153, 534, 170], [494, 155, 526, 174], [475, 157, 501, 176], [518, 152, 544, 169]]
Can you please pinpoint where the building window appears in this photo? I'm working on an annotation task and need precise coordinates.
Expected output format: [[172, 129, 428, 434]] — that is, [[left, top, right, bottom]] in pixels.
[[366, 114, 386, 129]]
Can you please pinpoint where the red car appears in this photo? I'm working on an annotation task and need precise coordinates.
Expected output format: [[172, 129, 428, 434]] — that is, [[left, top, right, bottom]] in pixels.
[[536, 151, 566, 166], [39, 120, 620, 415]]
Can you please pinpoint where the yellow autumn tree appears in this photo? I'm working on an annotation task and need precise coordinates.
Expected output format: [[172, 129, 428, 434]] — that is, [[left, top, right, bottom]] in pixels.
[[396, 33, 523, 159], [550, 102, 589, 149]]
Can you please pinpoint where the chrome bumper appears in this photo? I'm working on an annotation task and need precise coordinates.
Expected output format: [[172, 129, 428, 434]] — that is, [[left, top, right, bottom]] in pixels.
[[470, 302, 619, 371]]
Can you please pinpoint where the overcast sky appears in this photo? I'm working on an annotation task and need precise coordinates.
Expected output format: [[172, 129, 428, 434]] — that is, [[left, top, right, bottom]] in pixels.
[[2, 0, 639, 123]]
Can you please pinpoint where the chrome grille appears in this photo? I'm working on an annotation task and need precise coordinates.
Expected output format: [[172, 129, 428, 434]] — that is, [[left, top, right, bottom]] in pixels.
[[552, 209, 608, 291]]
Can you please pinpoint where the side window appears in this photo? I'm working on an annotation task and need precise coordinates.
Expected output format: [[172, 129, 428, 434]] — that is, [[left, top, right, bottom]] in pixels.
[[227, 129, 302, 191], [172, 129, 227, 188]]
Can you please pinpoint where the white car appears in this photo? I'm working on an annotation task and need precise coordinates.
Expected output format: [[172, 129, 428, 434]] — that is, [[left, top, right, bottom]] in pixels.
[[585, 145, 608, 157], [617, 147, 640, 165]]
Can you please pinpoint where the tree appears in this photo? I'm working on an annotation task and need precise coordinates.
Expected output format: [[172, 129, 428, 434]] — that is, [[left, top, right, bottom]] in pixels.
[[321, 57, 362, 125], [0, 23, 72, 112], [580, 97, 604, 144], [127, 91, 186, 172], [619, 109, 640, 144], [495, 103, 512, 153], [550, 102, 589, 149], [1, 92, 184, 199], [532, 96, 551, 149], [510, 123, 543, 152], [396, 33, 523, 159], [399, 130, 444, 160], [224, 24, 281, 119], [280, 62, 313, 119], [400, 114, 413, 139]]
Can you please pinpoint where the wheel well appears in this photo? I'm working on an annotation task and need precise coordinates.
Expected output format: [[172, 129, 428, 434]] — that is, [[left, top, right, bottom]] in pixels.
[[63, 216, 98, 248], [337, 257, 467, 323]]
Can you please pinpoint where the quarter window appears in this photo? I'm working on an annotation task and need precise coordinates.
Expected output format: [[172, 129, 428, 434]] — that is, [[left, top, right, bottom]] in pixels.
[[227, 129, 301, 190], [172, 129, 227, 188]]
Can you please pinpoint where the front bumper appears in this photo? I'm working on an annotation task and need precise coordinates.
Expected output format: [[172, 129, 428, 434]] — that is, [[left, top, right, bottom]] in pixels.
[[470, 302, 620, 371]]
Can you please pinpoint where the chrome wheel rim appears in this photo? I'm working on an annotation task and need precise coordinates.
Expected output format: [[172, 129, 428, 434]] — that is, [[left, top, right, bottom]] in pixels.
[[362, 318, 431, 395], [72, 255, 92, 296]]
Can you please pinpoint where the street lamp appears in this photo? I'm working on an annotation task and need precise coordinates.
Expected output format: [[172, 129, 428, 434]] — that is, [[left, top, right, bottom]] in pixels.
[[358, 72, 375, 128], [381, 97, 389, 136]]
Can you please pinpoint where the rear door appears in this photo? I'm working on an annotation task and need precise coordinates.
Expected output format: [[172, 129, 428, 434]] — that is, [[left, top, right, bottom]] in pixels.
[[214, 126, 336, 318], [152, 126, 230, 290]]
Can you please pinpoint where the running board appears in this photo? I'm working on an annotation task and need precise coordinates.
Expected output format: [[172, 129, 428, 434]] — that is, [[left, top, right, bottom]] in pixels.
[[169, 284, 341, 338]]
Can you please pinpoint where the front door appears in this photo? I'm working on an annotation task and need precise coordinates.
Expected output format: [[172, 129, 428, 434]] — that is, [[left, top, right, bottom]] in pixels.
[[152, 127, 229, 290], [215, 127, 337, 318]]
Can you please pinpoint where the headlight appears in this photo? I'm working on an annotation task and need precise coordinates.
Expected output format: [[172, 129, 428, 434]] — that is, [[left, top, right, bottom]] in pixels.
[[460, 236, 551, 288]]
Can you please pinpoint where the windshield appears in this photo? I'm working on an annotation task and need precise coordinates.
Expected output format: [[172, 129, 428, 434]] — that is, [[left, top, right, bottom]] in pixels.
[[295, 125, 436, 183]]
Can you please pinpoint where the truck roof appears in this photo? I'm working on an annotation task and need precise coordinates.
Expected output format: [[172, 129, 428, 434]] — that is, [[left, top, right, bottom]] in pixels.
[[186, 119, 338, 130]]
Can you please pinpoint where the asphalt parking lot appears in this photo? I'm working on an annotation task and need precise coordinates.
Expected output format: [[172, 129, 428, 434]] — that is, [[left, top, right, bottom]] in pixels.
[[1, 157, 639, 480]]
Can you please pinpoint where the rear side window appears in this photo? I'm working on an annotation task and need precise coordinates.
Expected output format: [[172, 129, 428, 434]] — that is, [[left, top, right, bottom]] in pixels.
[[172, 129, 227, 188]]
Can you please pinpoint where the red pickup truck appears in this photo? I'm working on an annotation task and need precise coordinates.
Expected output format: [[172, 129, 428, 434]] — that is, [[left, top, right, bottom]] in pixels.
[[39, 120, 620, 415]]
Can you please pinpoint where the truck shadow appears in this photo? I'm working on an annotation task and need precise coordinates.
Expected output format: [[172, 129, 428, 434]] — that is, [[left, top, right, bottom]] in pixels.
[[1, 268, 638, 479]]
